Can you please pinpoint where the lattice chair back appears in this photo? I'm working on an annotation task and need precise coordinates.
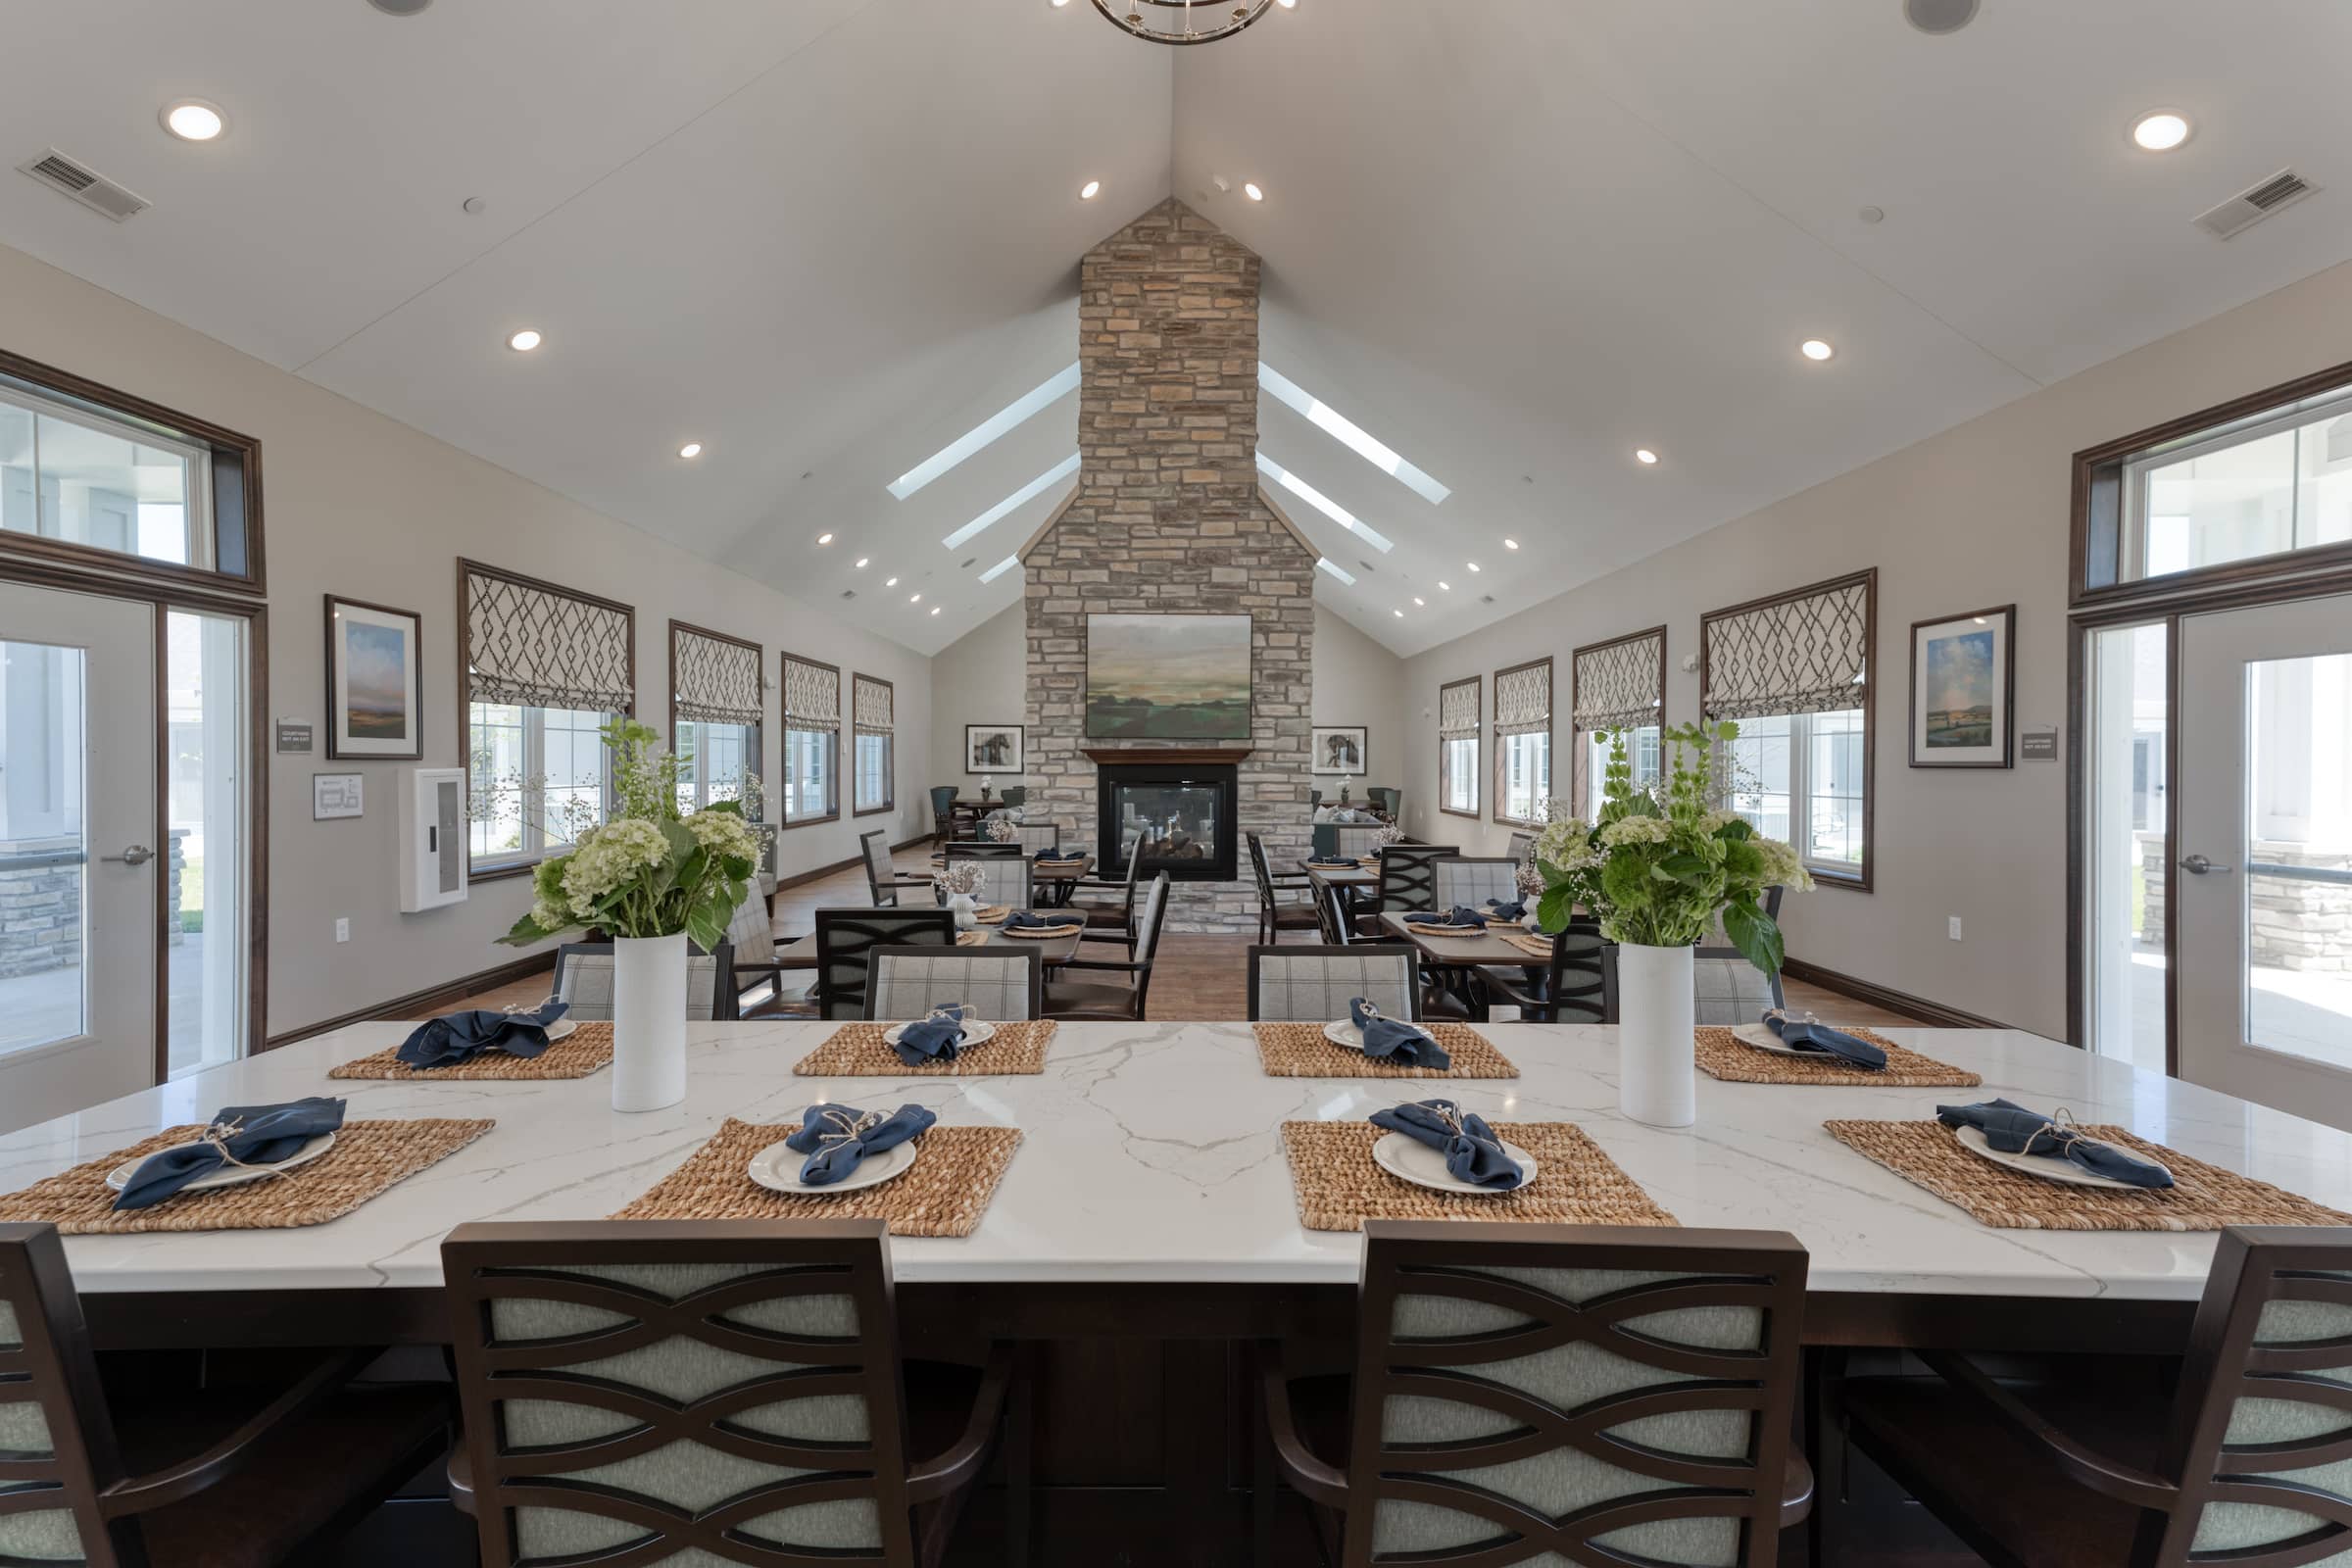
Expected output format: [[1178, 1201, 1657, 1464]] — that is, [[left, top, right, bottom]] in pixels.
[[1249, 945, 1418, 1023], [865, 947, 1040, 1022], [0, 1224, 122, 1567], [812, 908, 956, 1020], [443, 1219, 919, 1567], [1345, 1222, 1808, 1568], [964, 855, 1033, 911], [1434, 857, 1521, 910], [1333, 824, 1385, 859], [555, 943, 735, 1023], [862, 830, 906, 906], [1377, 846, 1457, 913]]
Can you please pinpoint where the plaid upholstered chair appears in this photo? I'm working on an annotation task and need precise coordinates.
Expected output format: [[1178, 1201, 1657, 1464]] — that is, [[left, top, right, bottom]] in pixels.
[[864, 945, 1043, 1022], [1010, 821, 1067, 856], [1257, 1221, 1812, 1567], [1599, 885, 1788, 1024], [957, 855, 1032, 912], [0, 1222, 452, 1568], [442, 1219, 1025, 1568], [863, 829, 933, 907], [1331, 823, 1384, 859], [1246, 945, 1419, 1023], [813, 907, 956, 1020], [553, 941, 739, 1021], [1433, 856, 1520, 910]]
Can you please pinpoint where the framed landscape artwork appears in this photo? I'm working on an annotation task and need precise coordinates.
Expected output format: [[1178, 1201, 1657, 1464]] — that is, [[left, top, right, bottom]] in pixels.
[[965, 724, 1024, 773], [1085, 613, 1252, 740], [1313, 725, 1368, 775], [1909, 604, 2014, 768], [325, 595, 423, 760]]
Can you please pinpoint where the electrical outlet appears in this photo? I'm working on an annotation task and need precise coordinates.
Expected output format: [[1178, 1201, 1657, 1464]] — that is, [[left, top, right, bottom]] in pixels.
[[1947, 915, 1964, 942], [334, 917, 350, 944]]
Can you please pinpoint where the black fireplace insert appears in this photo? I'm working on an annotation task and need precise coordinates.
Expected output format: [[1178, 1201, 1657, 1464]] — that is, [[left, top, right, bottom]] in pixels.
[[1097, 760, 1239, 883]]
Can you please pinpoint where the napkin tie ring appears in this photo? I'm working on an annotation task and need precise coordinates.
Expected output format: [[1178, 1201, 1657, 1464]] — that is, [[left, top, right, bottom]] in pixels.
[[1424, 1101, 1502, 1158], [2017, 1106, 2104, 1160], [200, 1117, 295, 1180], [813, 1107, 886, 1152]]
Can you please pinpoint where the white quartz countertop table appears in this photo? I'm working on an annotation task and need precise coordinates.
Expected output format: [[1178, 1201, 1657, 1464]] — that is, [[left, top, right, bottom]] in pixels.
[[4, 1021, 2347, 1301]]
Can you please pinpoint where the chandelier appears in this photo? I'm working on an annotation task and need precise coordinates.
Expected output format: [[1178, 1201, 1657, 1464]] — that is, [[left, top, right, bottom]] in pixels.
[[1090, 0, 1292, 46]]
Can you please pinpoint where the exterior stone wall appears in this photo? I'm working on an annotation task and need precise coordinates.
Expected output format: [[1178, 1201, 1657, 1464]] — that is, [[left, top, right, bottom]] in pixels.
[[1023, 200, 1317, 933], [0, 835, 81, 979], [2139, 831, 2351, 970]]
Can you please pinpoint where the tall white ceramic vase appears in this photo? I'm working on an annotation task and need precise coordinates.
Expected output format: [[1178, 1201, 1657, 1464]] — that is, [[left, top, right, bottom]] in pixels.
[[610, 930, 688, 1113], [1617, 941, 1696, 1128]]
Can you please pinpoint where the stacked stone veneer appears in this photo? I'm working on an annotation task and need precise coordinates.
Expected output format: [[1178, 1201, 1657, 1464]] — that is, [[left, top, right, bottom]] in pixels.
[[2140, 831, 2352, 971], [1023, 200, 1316, 933]]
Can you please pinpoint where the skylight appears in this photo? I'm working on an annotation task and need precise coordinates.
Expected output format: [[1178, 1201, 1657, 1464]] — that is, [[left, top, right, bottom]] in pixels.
[[888, 363, 1081, 500], [978, 555, 1020, 584], [1314, 557, 1356, 586], [941, 453, 1080, 550], [1259, 364, 1450, 505], [1257, 453, 1394, 553]]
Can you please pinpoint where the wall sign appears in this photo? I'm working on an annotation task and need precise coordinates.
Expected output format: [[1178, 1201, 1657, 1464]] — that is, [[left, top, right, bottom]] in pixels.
[[2020, 726, 2059, 762], [275, 718, 315, 754], [313, 773, 365, 820]]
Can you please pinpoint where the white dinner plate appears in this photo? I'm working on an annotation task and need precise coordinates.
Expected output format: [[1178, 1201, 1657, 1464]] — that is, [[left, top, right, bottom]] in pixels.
[[1323, 1018, 1439, 1054], [998, 922, 1081, 939], [543, 1018, 577, 1042], [748, 1137, 917, 1196], [883, 1018, 997, 1049], [1730, 1021, 1811, 1056], [105, 1131, 338, 1195], [1371, 1130, 1537, 1197], [1952, 1123, 2165, 1192]]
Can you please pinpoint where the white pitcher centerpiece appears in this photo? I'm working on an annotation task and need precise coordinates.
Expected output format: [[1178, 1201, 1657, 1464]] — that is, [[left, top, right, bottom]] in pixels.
[[1529, 723, 1807, 1128], [500, 717, 760, 1113]]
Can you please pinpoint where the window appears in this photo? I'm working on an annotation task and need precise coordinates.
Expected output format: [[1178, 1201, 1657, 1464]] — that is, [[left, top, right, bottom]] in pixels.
[[461, 562, 635, 876], [1587, 725, 1662, 817], [1493, 658, 1552, 825], [0, 349, 262, 590], [675, 719, 756, 811], [781, 654, 842, 827], [1438, 675, 1481, 817], [1702, 570, 1875, 888], [668, 621, 763, 816], [852, 673, 895, 816], [1571, 626, 1665, 819]]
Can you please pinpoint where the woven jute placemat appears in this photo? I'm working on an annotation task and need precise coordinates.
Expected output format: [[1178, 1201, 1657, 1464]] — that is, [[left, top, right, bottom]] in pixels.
[[0, 1118, 495, 1235], [793, 1020, 1057, 1077], [611, 1118, 1020, 1237], [1827, 1119, 2352, 1232], [956, 931, 987, 948], [1695, 1027, 1981, 1088], [328, 1022, 614, 1081], [1253, 1022, 1518, 1080], [1494, 930, 1552, 958], [1281, 1120, 1676, 1232]]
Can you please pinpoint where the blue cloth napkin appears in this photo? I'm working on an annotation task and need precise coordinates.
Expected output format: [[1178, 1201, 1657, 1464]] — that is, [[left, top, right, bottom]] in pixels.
[[1483, 900, 1527, 921], [1306, 854, 1356, 866], [1349, 998, 1449, 1068], [999, 910, 1078, 933], [784, 1102, 938, 1186], [1404, 906, 1486, 928], [1763, 1010, 1886, 1069], [1035, 845, 1085, 862], [395, 1000, 570, 1069], [115, 1098, 348, 1211], [1935, 1099, 2175, 1189], [895, 1004, 970, 1066], [1370, 1099, 1525, 1190]]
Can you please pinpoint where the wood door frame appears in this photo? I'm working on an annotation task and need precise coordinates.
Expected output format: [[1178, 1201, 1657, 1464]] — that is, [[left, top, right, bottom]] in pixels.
[[1568, 624, 1668, 815]]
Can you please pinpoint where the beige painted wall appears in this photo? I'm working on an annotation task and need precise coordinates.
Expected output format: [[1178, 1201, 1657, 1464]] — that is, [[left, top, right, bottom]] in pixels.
[[927, 602, 1028, 812], [1400, 257, 2352, 1041], [0, 240, 933, 1041], [1311, 608, 1407, 804]]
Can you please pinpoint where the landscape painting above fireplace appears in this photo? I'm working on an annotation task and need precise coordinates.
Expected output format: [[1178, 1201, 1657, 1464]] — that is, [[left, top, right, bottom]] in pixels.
[[1085, 613, 1252, 740]]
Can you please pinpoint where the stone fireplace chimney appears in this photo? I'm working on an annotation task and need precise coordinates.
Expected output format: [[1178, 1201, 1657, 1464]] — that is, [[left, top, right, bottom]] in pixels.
[[1021, 199, 1317, 932]]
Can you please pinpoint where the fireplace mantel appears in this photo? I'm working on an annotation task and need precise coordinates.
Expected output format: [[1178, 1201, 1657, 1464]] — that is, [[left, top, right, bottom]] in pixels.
[[1081, 746, 1253, 765]]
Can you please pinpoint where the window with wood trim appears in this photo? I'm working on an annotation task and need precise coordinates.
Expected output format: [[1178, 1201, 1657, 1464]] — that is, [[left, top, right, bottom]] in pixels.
[[1438, 675, 1482, 818], [852, 673, 895, 816], [1493, 657, 1552, 826], [1701, 568, 1876, 888], [781, 654, 842, 827], [1572, 626, 1666, 819], [461, 562, 635, 876], [668, 620, 763, 815]]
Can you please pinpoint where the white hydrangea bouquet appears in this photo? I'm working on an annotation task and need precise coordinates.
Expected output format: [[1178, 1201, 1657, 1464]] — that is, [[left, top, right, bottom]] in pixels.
[[499, 717, 760, 955]]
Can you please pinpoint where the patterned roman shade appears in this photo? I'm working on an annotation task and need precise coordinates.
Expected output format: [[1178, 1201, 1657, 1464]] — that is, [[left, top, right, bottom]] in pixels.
[[1703, 572, 1873, 721], [1573, 629, 1664, 731], [1438, 677, 1481, 739], [465, 564, 632, 711], [671, 625, 762, 727], [1494, 659, 1551, 737], [783, 655, 840, 731], [853, 674, 893, 735]]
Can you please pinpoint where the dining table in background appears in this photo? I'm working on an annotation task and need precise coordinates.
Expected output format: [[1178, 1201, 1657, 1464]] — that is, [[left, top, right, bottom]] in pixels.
[[1298, 857, 1378, 934], [772, 910, 1089, 976]]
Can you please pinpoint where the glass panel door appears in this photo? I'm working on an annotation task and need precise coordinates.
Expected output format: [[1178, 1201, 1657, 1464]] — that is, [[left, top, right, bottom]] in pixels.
[[2084, 622, 2170, 1073]]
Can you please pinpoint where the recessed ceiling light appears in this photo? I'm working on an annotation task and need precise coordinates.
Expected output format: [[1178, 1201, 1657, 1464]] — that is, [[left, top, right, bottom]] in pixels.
[[507, 329, 542, 353], [855, 557, 869, 568], [1438, 580, 1450, 591], [2132, 111, 2192, 152], [1502, 538, 1519, 551], [886, 576, 900, 587], [1635, 448, 1660, 465], [160, 100, 225, 142], [1902, 0, 1978, 34], [1466, 562, 1482, 572], [931, 606, 942, 615], [1394, 609, 1404, 617], [816, 532, 834, 545], [909, 593, 922, 604], [1800, 338, 1835, 362], [1244, 181, 1264, 202], [677, 441, 703, 460], [1079, 179, 1102, 200], [1051, 0, 1070, 7]]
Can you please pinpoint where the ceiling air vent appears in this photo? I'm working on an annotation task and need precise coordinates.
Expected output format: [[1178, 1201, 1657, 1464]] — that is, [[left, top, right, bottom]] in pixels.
[[17, 148, 149, 221], [2195, 169, 2317, 240]]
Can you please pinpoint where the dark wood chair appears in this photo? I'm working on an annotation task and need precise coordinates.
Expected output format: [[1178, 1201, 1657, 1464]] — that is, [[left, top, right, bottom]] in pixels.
[[1044, 872, 1170, 1021], [812, 907, 956, 1019], [1360, 844, 1457, 932], [1249, 832, 1321, 946], [1257, 1220, 1813, 1568], [1834, 1224, 2352, 1568], [442, 1218, 1027, 1568], [1067, 832, 1148, 958], [1247, 944, 1419, 1022], [0, 1222, 453, 1568], [863, 828, 933, 907], [1482, 917, 1608, 1022], [927, 785, 958, 843]]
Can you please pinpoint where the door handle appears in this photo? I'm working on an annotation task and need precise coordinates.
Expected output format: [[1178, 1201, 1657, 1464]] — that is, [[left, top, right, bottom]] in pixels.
[[101, 844, 154, 867], [2180, 853, 2233, 875]]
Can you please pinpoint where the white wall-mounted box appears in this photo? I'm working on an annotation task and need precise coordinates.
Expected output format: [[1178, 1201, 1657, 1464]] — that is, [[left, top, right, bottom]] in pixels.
[[397, 767, 469, 913]]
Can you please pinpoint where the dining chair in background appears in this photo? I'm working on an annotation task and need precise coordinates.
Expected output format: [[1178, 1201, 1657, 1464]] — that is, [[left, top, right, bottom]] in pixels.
[[1246, 944, 1419, 1023], [1011, 821, 1066, 856], [1068, 833, 1148, 957], [1365, 786, 1400, 821], [553, 941, 739, 1022], [1505, 829, 1536, 864], [864, 828, 935, 908], [864, 945, 1043, 1021], [720, 877, 813, 1018], [0, 1221, 453, 1568], [1599, 884, 1788, 1024], [1432, 855, 1520, 910], [1482, 919, 1608, 1023], [1000, 785, 1027, 809], [1045, 873, 1170, 1021], [1256, 1221, 1812, 1568], [959, 855, 1033, 911], [1249, 832, 1322, 947], [928, 785, 959, 843], [813, 907, 957, 1019], [442, 1219, 1027, 1568], [1331, 823, 1384, 859]]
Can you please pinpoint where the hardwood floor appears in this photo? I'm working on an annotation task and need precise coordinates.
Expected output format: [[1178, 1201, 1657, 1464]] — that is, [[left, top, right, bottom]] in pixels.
[[451, 842, 1923, 1025]]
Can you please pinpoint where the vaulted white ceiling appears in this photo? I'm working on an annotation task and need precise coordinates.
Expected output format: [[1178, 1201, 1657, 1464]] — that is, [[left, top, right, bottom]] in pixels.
[[2, 0, 2347, 656]]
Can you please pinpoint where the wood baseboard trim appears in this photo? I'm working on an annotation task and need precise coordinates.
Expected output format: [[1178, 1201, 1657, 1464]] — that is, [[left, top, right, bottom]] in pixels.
[[265, 952, 559, 1052], [774, 832, 935, 894], [1780, 957, 2014, 1033]]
